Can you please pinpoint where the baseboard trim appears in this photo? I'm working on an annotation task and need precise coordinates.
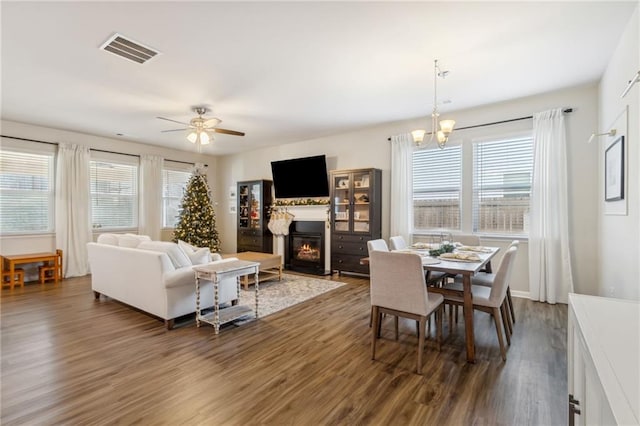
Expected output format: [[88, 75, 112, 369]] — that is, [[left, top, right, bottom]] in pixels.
[[510, 290, 530, 299]]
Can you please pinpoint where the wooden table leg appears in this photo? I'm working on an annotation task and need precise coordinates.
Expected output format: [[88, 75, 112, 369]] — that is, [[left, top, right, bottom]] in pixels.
[[462, 273, 476, 363], [9, 260, 16, 290]]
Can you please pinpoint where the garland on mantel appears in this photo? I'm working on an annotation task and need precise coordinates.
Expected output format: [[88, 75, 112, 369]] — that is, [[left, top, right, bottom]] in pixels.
[[273, 199, 330, 206]]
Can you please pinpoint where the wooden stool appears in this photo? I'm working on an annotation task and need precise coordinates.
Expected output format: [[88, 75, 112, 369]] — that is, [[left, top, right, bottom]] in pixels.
[[2, 268, 25, 287], [39, 264, 56, 284], [39, 249, 63, 284]]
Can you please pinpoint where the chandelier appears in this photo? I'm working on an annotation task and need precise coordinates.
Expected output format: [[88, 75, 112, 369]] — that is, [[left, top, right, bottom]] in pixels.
[[412, 59, 456, 149]]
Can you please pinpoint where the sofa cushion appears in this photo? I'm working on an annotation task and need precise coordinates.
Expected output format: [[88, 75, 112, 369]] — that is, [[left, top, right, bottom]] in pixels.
[[118, 235, 143, 248], [178, 240, 212, 265], [96, 233, 119, 246], [137, 241, 192, 269]]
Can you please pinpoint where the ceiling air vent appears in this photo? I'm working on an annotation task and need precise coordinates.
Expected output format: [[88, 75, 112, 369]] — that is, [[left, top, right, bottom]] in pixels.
[[100, 33, 160, 65]]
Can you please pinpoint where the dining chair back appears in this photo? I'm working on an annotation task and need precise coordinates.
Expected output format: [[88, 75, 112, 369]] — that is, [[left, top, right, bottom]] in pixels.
[[487, 246, 518, 307], [370, 251, 430, 315], [455, 234, 481, 246], [369, 250, 444, 373], [389, 236, 408, 251], [367, 239, 389, 255]]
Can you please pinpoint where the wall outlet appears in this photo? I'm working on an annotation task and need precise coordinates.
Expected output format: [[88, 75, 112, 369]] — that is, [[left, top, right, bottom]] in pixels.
[[607, 286, 616, 297]]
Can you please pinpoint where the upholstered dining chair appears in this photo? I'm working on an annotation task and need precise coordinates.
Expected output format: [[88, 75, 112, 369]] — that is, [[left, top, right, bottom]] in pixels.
[[389, 236, 408, 251], [367, 239, 391, 329], [389, 235, 449, 288], [369, 250, 444, 374], [454, 234, 481, 246], [367, 239, 389, 254], [444, 246, 518, 361], [458, 240, 519, 329]]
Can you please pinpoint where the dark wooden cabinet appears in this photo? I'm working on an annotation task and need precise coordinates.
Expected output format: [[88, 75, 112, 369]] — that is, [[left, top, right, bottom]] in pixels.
[[237, 180, 273, 253], [330, 168, 382, 275]]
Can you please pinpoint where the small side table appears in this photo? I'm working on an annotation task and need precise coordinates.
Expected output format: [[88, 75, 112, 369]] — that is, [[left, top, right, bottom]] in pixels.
[[193, 260, 260, 334]]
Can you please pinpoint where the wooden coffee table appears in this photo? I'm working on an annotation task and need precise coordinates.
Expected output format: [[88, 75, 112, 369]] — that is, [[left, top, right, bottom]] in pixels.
[[222, 252, 282, 289]]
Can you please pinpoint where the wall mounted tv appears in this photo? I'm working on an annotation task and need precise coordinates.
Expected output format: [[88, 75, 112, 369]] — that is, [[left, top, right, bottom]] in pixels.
[[270, 155, 330, 198]]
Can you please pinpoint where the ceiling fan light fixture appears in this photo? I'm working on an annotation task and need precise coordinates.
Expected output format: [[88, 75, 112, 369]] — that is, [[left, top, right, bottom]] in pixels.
[[187, 131, 198, 143], [199, 131, 211, 145]]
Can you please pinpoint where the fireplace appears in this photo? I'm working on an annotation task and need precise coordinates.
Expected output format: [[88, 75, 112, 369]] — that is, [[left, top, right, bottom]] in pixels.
[[286, 221, 326, 275]]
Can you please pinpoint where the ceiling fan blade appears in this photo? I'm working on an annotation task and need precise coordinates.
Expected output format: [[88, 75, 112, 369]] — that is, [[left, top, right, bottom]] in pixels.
[[161, 128, 188, 133], [213, 128, 245, 136], [157, 116, 191, 126], [204, 118, 221, 127]]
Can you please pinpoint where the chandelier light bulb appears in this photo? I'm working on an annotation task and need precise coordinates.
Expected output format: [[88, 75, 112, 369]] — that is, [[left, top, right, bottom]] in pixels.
[[439, 119, 456, 135], [411, 129, 426, 144]]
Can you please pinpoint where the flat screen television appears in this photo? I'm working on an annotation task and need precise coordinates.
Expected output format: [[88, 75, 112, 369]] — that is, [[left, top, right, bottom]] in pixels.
[[270, 155, 330, 198]]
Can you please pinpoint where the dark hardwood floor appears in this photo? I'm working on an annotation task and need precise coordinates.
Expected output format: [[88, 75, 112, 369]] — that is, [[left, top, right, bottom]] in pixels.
[[1, 273, 567, 425]]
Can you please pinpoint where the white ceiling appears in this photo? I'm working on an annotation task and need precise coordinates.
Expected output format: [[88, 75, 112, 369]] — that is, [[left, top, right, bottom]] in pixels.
[[1, 1, 637, 155]]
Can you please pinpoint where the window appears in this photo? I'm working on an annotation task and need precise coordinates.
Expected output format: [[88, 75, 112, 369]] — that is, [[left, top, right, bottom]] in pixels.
[[0, 149, 55, 234], [412, 145, 462, 231], [90, 159, 138, 230], [162, 167, 191, 228], [473, 136, 533, 235]]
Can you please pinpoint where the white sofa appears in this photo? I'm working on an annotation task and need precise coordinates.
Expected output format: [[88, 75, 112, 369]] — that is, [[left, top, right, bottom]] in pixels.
[[87, 234, 238, 329]]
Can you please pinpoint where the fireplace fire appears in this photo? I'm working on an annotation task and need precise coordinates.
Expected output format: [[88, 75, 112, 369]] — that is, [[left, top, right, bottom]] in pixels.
[[295, 243, 321, 262]]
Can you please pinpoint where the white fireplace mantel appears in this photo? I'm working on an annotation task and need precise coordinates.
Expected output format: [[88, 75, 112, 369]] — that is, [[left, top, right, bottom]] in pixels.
[[272, 205, 331, 274]]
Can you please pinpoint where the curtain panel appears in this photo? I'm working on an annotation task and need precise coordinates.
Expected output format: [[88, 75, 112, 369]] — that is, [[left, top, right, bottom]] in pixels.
[[55, 143, 92, 277], [390, 134, 413, 243], [139, 155, 164, 240], [529, 108, 574, 304]]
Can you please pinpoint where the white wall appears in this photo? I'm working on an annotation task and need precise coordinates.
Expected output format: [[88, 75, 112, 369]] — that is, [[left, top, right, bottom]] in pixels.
[[0, 119, 218, 256], [217, 84, 600, 297], [598, 6, 640, 301]]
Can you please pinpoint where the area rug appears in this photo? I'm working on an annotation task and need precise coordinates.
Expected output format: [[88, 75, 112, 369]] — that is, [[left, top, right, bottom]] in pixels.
[[232, 273, 346, 322]]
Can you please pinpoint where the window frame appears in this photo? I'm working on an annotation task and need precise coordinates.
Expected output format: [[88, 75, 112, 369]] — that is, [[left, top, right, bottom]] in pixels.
[[162, 162, 192, 229], [471, 132, 533, 238], [412, 143, 463, 234], [410, 130, 533, 241], [89, 152, 139, 232], [0, 144, 56, 236]]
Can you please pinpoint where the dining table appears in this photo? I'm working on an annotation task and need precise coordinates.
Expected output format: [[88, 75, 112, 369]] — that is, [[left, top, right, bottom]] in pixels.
[[419, 247, 500, 363], [361, 245, 500, 363]]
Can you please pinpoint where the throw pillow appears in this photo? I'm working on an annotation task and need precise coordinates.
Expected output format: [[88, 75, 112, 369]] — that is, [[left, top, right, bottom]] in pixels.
[[178, 240, 212, 265], [137, 241, 192, 269]]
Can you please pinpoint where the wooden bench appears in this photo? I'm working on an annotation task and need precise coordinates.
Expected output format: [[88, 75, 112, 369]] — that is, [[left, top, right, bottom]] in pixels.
[[222, 252, 282, 290]]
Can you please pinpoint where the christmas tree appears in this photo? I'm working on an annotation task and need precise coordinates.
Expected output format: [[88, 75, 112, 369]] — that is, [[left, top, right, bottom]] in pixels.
[[172, 168, 221, 252]]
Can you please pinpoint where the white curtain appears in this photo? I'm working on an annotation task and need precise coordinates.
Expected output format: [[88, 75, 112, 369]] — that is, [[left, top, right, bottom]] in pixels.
[[529, 108, 574, 304], [139, 155, 164, 240], [55, 143, 92, 277], [390, 133, 413, 242]]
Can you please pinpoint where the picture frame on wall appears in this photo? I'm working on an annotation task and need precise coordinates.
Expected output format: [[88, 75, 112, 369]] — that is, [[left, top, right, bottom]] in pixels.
[[605, 135, 624, 202]]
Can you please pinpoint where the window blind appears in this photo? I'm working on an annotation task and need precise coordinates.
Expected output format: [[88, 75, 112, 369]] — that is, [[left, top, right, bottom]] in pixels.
[[162, 168, 191, 228], [412, 145, 461, 230], [0, 150, 54, 234], [473, 136, 533, 235], [90, 160, 138, 230]]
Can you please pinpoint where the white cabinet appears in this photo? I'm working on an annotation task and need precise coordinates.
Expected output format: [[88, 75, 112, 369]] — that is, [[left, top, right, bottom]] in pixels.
[[568, 293, 639, 425]]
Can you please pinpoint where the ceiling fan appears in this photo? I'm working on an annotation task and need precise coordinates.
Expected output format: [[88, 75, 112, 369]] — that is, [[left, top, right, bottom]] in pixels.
[[157, 106, 245, 146]]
